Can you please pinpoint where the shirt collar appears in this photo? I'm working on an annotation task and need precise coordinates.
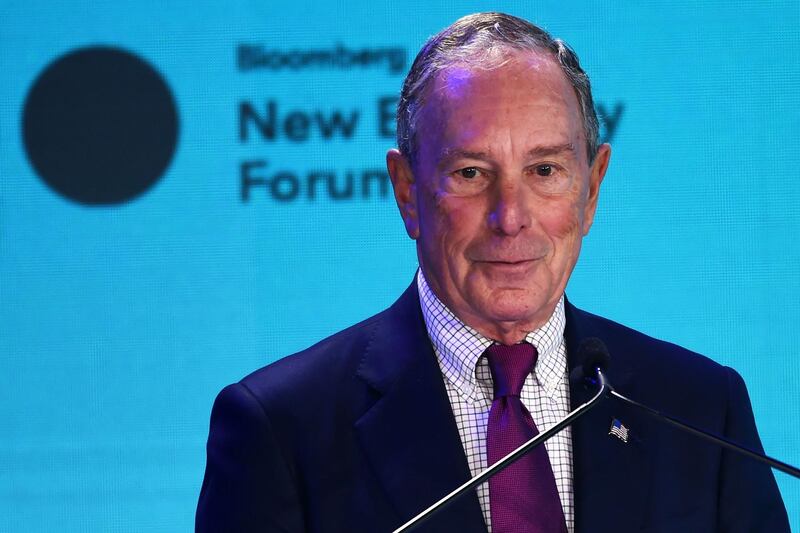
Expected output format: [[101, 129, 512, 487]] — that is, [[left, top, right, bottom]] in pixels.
[[417, 269, 567, 400]]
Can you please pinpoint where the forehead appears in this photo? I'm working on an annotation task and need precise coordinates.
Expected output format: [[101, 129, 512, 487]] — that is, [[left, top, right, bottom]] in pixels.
[[437, 51, 570, 99], [418, 52, 584, 157]]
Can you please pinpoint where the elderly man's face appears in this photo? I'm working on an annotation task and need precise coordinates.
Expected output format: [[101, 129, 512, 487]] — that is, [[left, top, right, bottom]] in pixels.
[[388, 52, 610, 343]]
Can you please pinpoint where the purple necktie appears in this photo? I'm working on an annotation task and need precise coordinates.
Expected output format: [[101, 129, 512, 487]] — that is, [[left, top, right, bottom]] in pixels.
[[485, 342, 567, 533]]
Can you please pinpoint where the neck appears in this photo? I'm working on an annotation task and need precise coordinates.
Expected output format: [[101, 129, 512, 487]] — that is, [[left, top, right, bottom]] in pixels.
[[462, 311, 552, 346]]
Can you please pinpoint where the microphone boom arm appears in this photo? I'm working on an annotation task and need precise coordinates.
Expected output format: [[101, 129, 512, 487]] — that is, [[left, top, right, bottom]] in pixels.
[[393, 369, 614, 533], [609, 389, 800, 479]]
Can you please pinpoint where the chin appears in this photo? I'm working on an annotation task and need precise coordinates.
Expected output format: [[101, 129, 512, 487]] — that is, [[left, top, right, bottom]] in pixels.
[[482, 289, 552, 323], [483, 300, 539, 322]]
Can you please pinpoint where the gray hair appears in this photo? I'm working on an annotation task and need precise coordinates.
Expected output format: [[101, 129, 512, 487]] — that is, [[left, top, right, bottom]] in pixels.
[[396, 12, 600, 165]]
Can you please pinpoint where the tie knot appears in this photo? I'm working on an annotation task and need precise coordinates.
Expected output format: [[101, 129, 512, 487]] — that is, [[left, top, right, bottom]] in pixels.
[[485, 342, 538, 398]]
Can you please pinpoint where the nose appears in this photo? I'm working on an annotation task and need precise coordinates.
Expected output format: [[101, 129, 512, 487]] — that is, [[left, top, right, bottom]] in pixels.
[[487, 177, 532, 236]]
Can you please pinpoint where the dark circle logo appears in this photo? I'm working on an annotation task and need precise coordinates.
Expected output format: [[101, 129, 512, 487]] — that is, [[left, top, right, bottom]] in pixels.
[[22, 46, 179, 205]]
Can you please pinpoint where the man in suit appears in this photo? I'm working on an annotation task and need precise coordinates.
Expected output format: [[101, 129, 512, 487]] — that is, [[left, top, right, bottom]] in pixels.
[[197, 12, 790, 532]]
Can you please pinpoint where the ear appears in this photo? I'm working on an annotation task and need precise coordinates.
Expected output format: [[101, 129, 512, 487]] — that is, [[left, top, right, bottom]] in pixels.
[[386, 148, 420, 239], [582, 143, 611, 235]]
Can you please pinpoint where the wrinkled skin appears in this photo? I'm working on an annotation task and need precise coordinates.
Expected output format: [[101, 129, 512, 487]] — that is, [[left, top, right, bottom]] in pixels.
[[388, 52, 611, 344]]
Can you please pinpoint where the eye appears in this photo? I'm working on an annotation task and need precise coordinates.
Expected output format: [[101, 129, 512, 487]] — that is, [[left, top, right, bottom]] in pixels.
[[457, 167, 481, 179], [528, 163, 572, 194], [444, 166, 490, 195]]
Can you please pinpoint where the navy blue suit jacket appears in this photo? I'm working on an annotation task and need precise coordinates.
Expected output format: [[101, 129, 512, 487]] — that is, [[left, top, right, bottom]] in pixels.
[[196, 282, 789, 532]]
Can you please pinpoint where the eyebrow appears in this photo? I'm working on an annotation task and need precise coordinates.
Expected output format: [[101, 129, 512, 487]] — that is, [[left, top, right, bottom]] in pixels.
[[437, 148, 491, 165], [437, 143, 577, 167], [526, 143, 577, 158]]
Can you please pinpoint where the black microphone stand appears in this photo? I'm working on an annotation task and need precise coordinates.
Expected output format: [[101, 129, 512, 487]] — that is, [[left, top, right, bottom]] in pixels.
[[394, 337, 800, 532], [393, 369, 614, 533], [609, 389, 800, 479]]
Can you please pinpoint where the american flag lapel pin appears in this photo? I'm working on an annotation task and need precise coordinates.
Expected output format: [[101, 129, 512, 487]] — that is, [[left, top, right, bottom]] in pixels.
[[609, 418, 630, 443]]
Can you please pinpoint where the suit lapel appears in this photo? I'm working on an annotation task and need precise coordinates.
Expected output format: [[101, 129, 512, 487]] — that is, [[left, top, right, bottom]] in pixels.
[[565, 300, 651, 533], [354, 282, 487, 533], [353, 287, 653, 532]]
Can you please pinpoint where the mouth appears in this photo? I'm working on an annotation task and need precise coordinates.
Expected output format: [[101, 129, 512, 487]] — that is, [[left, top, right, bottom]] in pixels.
[[484, 258, 536, 264], [476, 258, 539, 274]]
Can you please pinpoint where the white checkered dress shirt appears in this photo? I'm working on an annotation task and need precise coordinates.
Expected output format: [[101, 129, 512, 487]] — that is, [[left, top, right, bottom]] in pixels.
[[417, 271, 574, 532]]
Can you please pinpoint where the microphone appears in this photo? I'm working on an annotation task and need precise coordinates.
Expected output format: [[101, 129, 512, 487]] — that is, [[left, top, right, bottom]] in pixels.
[[570, 337, 613, 389], [393, 337, 614, 533], [397, 336, 799, 532]]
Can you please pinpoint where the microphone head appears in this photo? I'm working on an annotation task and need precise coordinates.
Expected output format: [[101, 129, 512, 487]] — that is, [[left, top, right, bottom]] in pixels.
[[570, 337, 611, 387]]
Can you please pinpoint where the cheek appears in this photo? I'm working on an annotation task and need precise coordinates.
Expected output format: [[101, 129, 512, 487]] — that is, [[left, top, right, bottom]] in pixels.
[[537, 198, 585, 245], [422, 195, 483, 260], [419, 191, 447, 239]]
